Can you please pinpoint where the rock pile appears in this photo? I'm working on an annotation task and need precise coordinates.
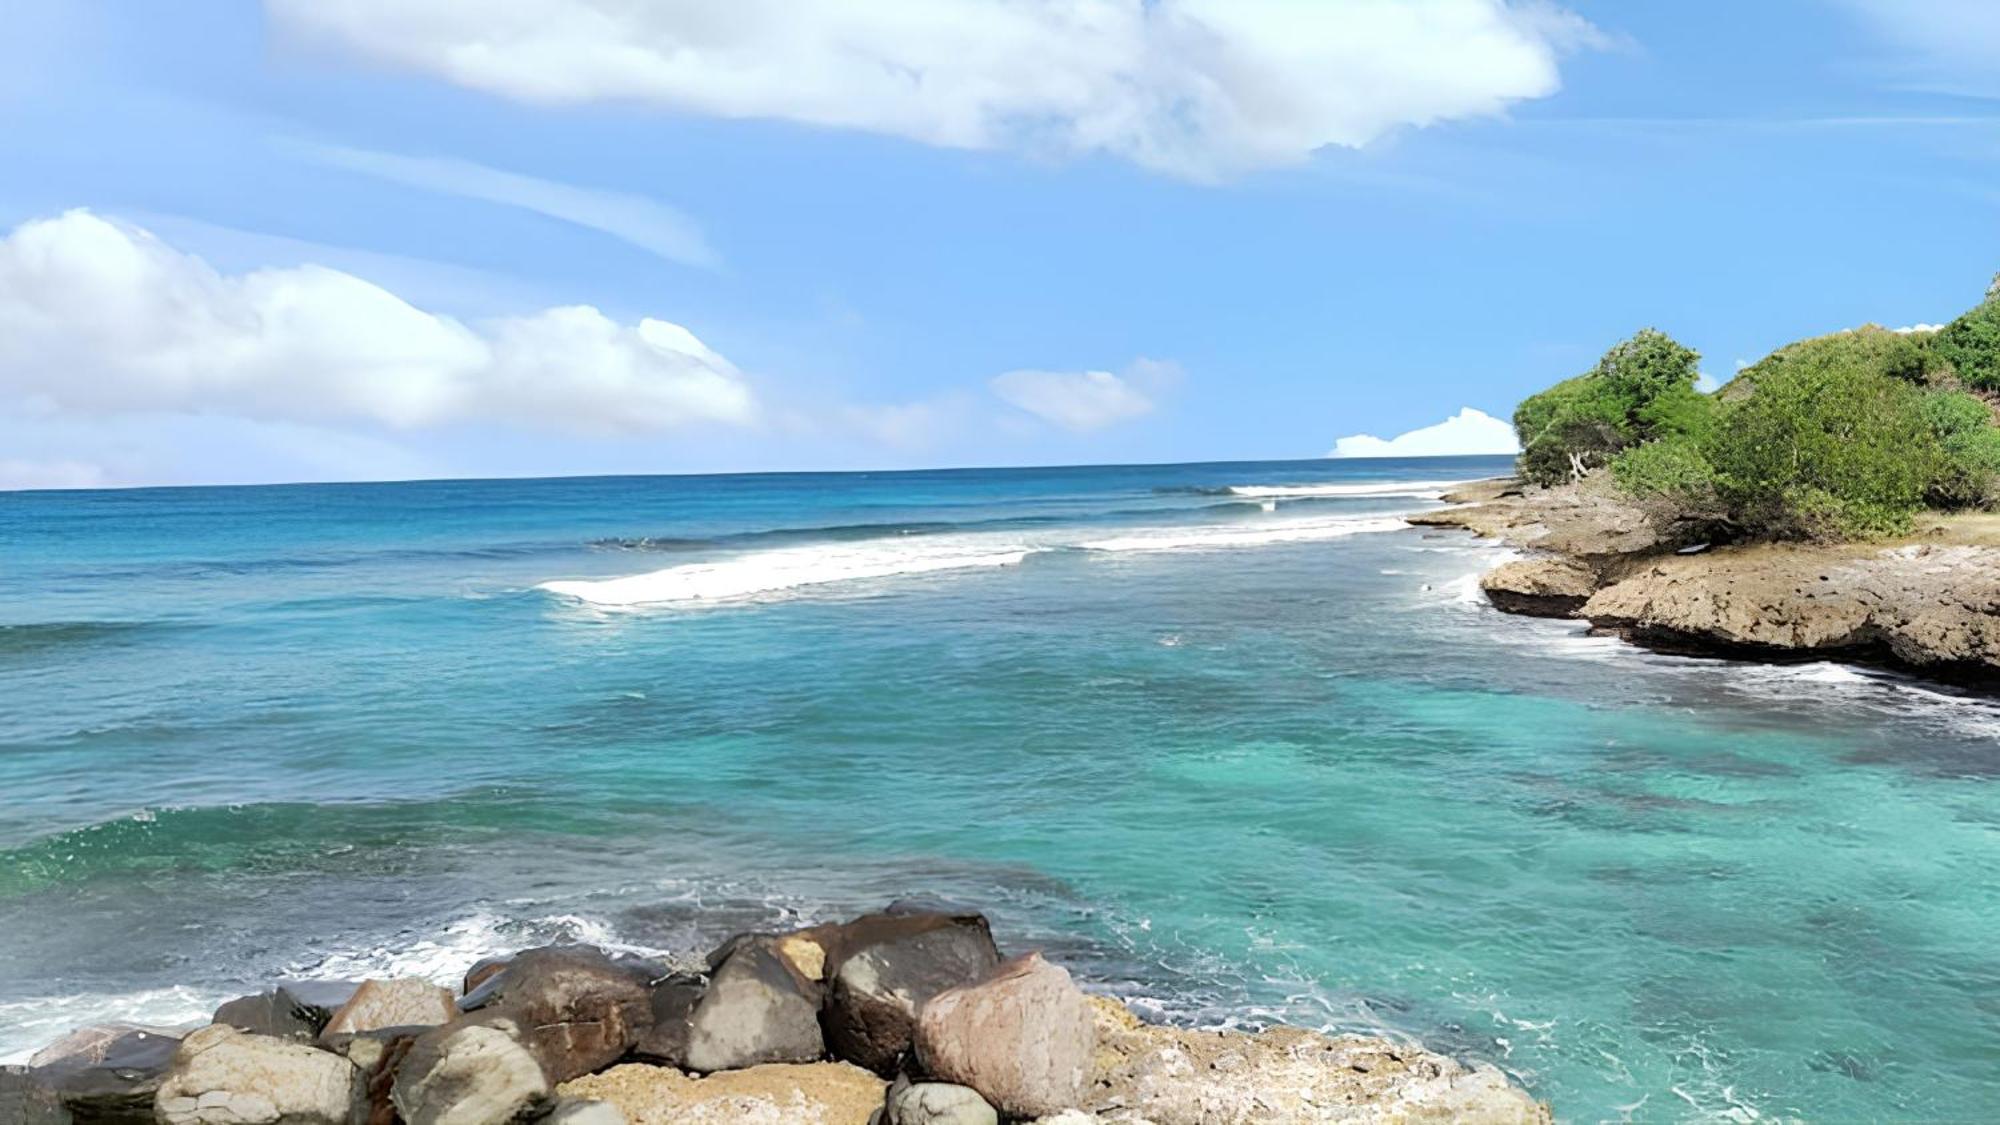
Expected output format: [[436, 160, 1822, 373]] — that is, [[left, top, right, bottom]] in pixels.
[[1, 903, 1548, 1124]]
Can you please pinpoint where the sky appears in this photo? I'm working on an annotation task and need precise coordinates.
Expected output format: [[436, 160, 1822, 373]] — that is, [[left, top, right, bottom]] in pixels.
[[2, 1, 1998, 489]]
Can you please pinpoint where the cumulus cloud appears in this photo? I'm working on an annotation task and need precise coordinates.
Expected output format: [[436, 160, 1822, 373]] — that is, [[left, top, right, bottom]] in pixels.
[[1330, 407, 1519, 458], [990, 358, 1179, 431], [266, 0, 1599, 180], [0, 210, 757, 435], [288, 142, 720, 270], [1893, 323, 1944, 335]]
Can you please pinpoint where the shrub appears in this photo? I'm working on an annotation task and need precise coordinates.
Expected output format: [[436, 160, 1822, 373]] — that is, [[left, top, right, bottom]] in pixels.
[[1723, 325, 1940, 398], [1933, 281, 2000, 391], [1513, 329, 1708, 485], [1611, 436, 1718, 502], [1923, 390, 2000, 507]]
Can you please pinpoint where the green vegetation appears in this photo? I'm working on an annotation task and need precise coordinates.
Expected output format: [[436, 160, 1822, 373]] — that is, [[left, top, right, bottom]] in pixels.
[[1518, 279, 2000, 542]]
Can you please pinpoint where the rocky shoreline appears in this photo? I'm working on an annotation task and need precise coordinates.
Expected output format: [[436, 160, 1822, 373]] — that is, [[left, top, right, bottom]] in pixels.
[[0, 902, 1548, 1124], [1413, 477, 2000, 684]]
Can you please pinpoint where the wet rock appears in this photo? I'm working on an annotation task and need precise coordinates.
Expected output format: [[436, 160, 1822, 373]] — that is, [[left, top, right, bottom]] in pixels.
[[882, 1077, 997, 1125], [153, 1024, 362, 1125], [462, 946, 658, 1083], [628, 973, 704, 1067], [560, 1061, 883, 1125], [0, 1067, 70, 1125], [822, 910, 1002, 1075], [391, 1016, 551, 1125], [29, 1024, 182, 1123], [462, 958, 511, 997], [913, 953, 1094, 1119], [1081, 994, 1548, 1124], [320, 978, 457, 1042], [685, 937, 824, 1072], [1480, 556, 1600, 617]]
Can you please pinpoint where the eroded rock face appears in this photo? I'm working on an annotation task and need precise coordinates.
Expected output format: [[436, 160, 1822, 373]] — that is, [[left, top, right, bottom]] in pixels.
[[462, 946, 659, 1083], [823, 910, 1002, 1076], [391, 1017, 551, 1125], [154, 1024, 362, 1125], [1480, 556, 1600, 617], [685, 937, 825, 1073], [913, 953, 1094, 1119], [1081, 995, 1547, 1124], [320, 978, 457, 1042], [559, 1061, 883, 1125]]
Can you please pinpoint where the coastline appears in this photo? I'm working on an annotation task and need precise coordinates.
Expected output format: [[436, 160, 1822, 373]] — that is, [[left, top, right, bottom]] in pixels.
[[0, 903, 1550, 1124], [1416, 476, 2000, 687]]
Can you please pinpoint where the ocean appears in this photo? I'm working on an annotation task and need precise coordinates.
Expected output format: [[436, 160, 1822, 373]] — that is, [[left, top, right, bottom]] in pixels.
[[3, 455, 1998, 1120]]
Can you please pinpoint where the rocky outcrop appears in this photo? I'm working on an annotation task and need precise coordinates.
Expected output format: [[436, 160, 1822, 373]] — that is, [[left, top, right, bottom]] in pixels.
[[1479, 556, 1600, 617], [153, 1025, 361, 1125], [1081, 995, 1546, 1124], [1410, 474, 1685, 558], [822, 909, 1002, 1076], [319, 979, 456, 1042], [914, 954, 1095, 1119], [684, 937, 825, 1073], [559, 1062, 883, 1125]]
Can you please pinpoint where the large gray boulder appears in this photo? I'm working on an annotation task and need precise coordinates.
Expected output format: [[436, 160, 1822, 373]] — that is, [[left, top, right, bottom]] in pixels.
[[684, 936, 825, 1073], [460, 946, 658, 1083], [391, 1016, 551, 1125], [822, 909, 1002, 1076], [28, 1024, 183, 1123], [153, 1024, 362, 1125], [319, 979, 456, 1042], [913, 953, 1094, 1119]]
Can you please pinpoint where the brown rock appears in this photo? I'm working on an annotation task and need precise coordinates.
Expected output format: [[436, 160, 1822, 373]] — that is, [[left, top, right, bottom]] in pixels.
[[559, 1061, 883, 1125], [320, 978, 457, 1042], [391, 1016, 551, 1125], [462, 946, 659, 1083], [821, 909, 1002, 1076], [28, 1024, 182, 1123], [1480, 556, 1600, 617], [913, 953, 1094, 1118]]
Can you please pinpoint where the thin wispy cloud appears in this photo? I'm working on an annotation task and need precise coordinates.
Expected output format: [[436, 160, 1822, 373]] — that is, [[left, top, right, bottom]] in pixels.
[[286, 141, 721, 270]]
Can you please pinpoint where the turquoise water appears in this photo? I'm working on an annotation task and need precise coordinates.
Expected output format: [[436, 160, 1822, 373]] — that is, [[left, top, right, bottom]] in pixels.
[[4, 457, 1999, 1120]]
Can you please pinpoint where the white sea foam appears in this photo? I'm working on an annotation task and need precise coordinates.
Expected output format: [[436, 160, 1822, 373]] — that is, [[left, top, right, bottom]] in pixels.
[[1083, 516, 1410, 554], [1226, 479, 1470, 499], [540, 541, 1042, 607], [0, 986, 220, 1064]]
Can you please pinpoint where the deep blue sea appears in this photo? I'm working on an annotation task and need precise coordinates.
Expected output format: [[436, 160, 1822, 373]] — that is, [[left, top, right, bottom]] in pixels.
[[4, 455, 1999, 1121]]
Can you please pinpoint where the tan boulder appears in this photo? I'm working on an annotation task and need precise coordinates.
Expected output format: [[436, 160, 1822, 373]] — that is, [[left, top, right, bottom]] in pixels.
[[914, 953, 1094, 1119], [560, 1061, 884, 1125], [391, 1017, 551, 1125], [320, 978, 458, 1041], [154, 1024, 362, 1125]]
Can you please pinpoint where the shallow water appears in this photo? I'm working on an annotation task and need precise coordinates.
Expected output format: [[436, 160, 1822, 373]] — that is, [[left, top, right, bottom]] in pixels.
[[3, 456, 1998, 1120]]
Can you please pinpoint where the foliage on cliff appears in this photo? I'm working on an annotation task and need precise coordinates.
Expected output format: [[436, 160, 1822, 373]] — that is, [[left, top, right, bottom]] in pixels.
[[1521, 279, 2000, 542]]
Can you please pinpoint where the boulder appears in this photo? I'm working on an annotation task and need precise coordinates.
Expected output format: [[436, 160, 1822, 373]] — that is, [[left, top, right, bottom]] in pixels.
[[273, 983, 363, 1032], [913, 953, 1094, 1119], [462, 958, 511, 997], [461, 946, 658, 1083], [320, 978, 457, 1041], [210, 994, 317, 1043], [684, 938, 824, 1073], [559, 1061, 883, 1125], [391, 1016, 551, 1125], [320, 1028, 426, 1125], [153, 1024, 362, 1125], [1081, 995, 1549, 1124], [28, 1023, 182, 1123], [542, 1097, 627, 1124], [882, 1077, 997, 1125], [0, 1067, 70, 1125], [1479, 556, 1599, 617], [820, 910, 1001, 1076], [628, 973, 704, 1067]]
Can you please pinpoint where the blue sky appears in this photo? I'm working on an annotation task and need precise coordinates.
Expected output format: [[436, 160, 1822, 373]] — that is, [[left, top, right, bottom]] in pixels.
[[1, 1, 1997, 488]]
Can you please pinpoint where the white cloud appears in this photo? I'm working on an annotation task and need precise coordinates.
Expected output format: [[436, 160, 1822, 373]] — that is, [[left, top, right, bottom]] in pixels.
[[0, 458, 106, 491], [1893, 322, 1944, 335], [990, 358, 1178, 431], [287, 142, 720, 270], [0, 210, 757, 436], [267, 0, 1599, 180], [1694, 370, 1722, 393], [1330, 406, 1519, 458], [1835, 1, 2000, 92]]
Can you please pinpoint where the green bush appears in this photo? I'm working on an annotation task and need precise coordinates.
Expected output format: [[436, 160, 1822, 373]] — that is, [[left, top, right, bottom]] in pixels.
[[1611, 436, 1717, 502], [1513, 329, 1709, 485], [1933, 282, 2000, 391], [1723, 325, 1940, 397], [1924, 390, 2000, 507]]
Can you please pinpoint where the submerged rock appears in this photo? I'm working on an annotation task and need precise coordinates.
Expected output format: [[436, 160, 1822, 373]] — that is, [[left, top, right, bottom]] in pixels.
[[914, 953, 1094, 1119], [1081, 995, 1548, 1124], [822, 908, 1002, 1076], [685, 936, 825, 1073], [461, 945, 659, 1083], [559, 1061, 883, 1125], [153, 1024, 362, 1125]]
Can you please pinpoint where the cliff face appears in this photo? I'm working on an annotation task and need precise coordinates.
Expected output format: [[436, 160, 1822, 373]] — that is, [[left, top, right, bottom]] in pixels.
[[1421, 479, 2000, 682]]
